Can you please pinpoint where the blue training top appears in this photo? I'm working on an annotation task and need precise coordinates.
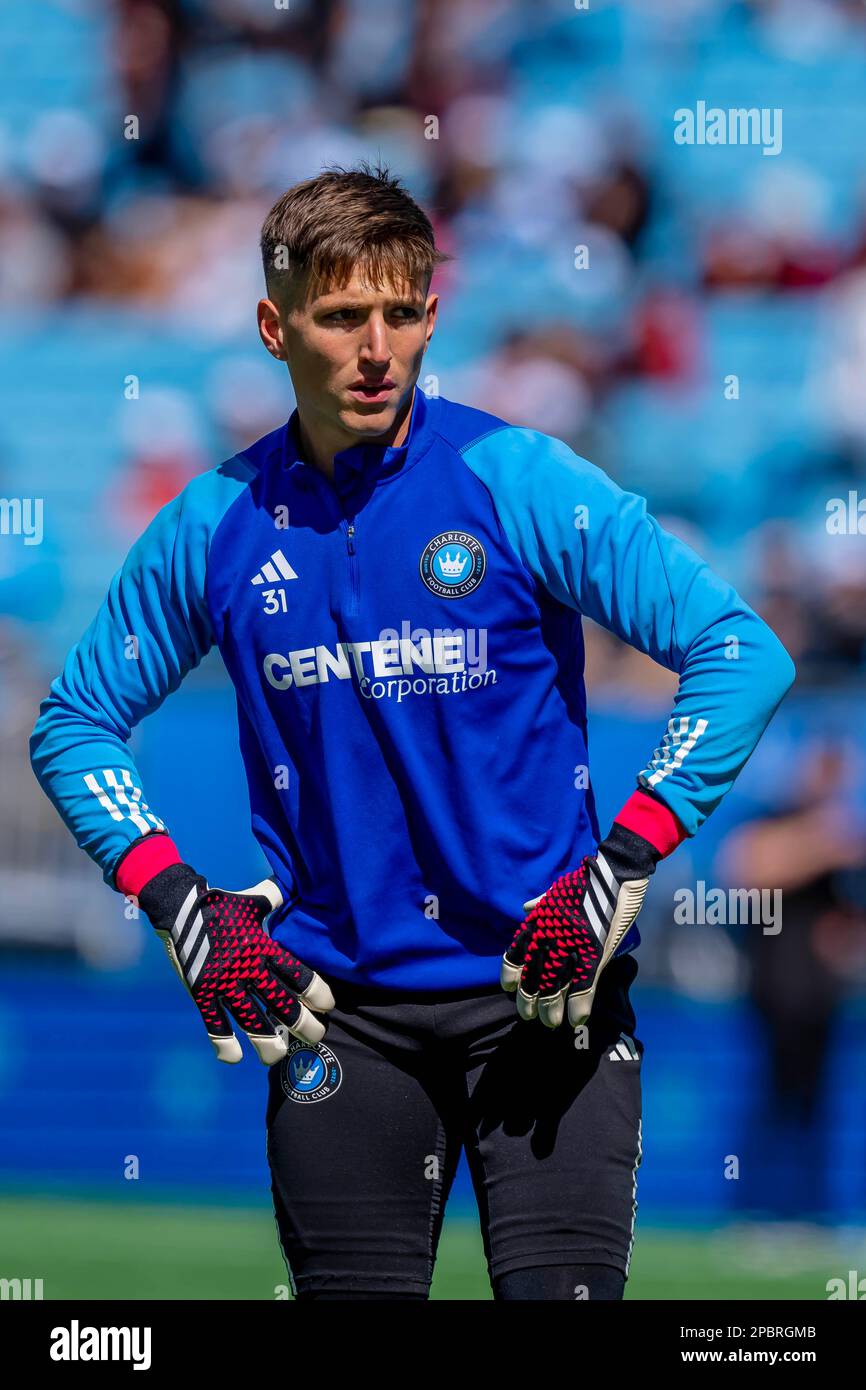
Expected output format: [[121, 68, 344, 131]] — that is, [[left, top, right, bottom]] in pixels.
[[30, 387, 795, 989]]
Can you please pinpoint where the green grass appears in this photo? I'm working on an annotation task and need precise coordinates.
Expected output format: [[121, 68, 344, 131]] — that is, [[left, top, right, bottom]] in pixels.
[[0, 1197, 860, 1300]]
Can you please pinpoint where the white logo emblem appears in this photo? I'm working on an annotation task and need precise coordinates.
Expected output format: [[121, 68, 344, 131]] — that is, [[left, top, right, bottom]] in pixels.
[[251, 548, 298, 615], [607, 1034, 641, 1062], [438, 549, 470, 578]]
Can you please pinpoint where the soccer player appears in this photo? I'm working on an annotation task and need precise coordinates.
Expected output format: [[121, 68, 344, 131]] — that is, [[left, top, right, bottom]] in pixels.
[[30, 163, 795, 1302]]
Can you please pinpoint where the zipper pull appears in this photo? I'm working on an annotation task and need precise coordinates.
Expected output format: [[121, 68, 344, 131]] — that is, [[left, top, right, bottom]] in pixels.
[[346, 523, 355, 554]]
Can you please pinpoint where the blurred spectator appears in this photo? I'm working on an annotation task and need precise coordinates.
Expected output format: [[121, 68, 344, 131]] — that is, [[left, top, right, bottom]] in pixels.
[[104, 387, 207, 541], [716, 738, 866, 1216]]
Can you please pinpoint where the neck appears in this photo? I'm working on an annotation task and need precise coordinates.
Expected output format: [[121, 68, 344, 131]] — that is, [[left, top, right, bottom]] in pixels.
[[297, 388, 416, 483]]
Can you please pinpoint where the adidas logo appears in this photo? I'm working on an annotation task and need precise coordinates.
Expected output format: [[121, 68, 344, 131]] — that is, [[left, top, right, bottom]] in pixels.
[[608, 1034, 640, 1062], [251, 549, 298, 586], [83, 770, 166, 837]]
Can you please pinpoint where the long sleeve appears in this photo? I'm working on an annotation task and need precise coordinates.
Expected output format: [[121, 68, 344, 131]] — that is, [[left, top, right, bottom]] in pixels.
[[29, 466, 245, 887], [462, 427, 797, 837]]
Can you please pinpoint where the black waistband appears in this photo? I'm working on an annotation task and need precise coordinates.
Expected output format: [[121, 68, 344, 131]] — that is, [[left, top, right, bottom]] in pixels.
[[325, 952, 637, 1009]]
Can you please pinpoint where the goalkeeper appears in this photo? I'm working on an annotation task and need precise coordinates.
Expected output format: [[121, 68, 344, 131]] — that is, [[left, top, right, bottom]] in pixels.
[[30, 162, 795, 1302]]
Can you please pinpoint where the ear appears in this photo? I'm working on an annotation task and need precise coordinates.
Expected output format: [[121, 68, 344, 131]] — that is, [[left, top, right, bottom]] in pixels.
[[258, 297, 287, 361], [424, 292, 439, 350]]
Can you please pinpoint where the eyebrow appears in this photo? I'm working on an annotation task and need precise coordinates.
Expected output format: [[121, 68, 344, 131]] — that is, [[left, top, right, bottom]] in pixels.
[[316, 292, 425, 309]]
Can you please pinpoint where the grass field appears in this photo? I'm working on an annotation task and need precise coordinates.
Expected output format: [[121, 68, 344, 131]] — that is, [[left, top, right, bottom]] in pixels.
[[1, 1197, 862, 1299]]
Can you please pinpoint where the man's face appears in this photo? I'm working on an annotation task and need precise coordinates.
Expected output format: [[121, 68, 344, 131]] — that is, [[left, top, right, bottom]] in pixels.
[[258, 266, 438, 443]]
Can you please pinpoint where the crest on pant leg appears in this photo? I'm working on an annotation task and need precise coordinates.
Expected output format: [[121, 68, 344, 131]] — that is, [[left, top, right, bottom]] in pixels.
[[280, 1038, 342, 1103]]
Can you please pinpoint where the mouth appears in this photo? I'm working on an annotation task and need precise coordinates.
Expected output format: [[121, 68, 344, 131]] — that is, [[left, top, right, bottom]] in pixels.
[[347, 380, 397, 403]]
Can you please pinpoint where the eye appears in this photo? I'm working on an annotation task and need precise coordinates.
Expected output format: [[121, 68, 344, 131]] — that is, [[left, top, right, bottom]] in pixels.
[[325, 309, 359, 323]]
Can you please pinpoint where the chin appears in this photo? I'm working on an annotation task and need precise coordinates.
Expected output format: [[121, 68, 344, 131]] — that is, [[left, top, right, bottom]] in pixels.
[[340, 399, 399, 433]]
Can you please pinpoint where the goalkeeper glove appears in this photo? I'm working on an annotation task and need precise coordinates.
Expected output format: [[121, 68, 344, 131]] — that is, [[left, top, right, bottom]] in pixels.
[[501, 789, 686, 1030], [116, 836, 334, 1065]]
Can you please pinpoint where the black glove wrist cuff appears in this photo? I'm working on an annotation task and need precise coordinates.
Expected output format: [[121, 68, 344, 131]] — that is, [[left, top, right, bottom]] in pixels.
[[597, 822, 663, 883], [137, 862, 205, 930]]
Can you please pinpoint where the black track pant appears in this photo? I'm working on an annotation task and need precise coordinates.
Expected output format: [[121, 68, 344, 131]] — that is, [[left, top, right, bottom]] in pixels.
[[265, 954, 643, 1300]]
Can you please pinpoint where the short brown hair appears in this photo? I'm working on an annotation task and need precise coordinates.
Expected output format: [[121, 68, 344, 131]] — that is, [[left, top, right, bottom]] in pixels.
[[260, 161, 450, 308]]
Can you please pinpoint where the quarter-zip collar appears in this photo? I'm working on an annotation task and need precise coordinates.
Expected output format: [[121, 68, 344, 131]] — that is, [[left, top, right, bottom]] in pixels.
[[281, 384, 434, 497]]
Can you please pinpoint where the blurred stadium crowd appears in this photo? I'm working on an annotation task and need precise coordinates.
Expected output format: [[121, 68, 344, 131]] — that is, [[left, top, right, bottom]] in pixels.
[[3, 0, 866, 665], [5, 0, 866, 911], [1, 0, 865, 1220]]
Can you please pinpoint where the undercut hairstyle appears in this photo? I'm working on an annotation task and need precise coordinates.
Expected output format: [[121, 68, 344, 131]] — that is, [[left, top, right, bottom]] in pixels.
[[260, 161, 451, 309]]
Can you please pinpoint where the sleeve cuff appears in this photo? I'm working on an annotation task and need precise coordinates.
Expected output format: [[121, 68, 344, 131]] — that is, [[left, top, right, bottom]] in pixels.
[[613, 788, 688, 860], [114, 833, 183, 898]]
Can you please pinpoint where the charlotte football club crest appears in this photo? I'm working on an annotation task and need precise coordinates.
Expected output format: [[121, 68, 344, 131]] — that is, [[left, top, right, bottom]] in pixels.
[[420, 531, 487, 599], [280, 1038, 342, 1104]]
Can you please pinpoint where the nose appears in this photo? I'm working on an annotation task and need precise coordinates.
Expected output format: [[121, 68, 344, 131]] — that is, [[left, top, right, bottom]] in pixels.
[[359, 313, 391, 369]]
